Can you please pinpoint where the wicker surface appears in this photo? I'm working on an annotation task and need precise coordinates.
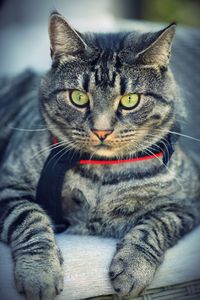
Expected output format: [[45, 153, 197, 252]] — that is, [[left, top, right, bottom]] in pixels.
[[88, 280, 200, 300]]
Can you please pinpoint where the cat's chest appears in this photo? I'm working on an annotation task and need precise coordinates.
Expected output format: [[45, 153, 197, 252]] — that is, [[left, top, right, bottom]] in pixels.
[[61, 166, 110, 213], [60, 162, 163, 235], [61, 166, 107, 234], [61, 163, 138, 208]]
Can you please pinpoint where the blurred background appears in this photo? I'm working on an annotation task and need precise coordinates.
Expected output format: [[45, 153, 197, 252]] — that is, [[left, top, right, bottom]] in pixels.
[[115, 0, 200, 27], [0, 0, 199, 75]]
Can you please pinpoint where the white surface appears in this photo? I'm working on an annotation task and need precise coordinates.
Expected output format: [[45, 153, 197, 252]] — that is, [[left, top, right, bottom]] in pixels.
[[0, 226, 200, 300]]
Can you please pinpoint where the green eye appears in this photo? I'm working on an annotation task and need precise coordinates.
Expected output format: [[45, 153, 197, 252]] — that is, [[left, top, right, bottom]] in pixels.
[[120, 93, 140, 110], [70, 90, 89, 107]]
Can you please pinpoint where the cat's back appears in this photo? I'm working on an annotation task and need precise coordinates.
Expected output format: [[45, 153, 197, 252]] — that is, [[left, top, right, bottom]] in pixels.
[[0, 70, 41, 162]]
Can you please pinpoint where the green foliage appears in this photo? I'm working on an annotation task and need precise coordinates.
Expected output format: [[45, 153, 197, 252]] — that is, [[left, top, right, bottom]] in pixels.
[[143, 0, 200, 27]]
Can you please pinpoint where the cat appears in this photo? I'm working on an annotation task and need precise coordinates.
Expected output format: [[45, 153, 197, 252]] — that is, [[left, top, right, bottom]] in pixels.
[[0, 11, 200, 300]]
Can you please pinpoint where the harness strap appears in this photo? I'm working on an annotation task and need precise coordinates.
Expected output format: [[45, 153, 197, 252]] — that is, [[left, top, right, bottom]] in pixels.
[[36, 149, 80, 233]]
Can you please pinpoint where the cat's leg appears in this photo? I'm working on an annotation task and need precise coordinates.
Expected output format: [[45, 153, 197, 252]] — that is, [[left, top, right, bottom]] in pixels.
[[0, 195, 63, 300], [109, 203, 199, 297]]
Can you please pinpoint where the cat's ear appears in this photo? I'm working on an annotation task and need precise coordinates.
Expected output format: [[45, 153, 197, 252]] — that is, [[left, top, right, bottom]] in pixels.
[[49, 12, 87, 59], [136, 23, 176, 67]]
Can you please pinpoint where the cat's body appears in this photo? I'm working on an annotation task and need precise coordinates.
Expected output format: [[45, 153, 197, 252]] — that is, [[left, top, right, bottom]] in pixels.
[[0, 12, 200, 299]]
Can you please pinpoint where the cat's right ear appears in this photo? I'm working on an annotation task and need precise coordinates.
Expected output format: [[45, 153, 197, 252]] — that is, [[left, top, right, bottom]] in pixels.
[[136, 23, 176, 67], [49, 12, 87, 59]]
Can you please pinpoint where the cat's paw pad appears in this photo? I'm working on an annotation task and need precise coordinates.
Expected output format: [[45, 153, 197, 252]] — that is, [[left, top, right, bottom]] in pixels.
[[109, 246, 156, 297], [14, 252, 64, 300]]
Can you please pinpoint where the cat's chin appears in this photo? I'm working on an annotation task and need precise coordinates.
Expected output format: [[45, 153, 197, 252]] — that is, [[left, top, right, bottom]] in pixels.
[[90, 145, 120, 158]]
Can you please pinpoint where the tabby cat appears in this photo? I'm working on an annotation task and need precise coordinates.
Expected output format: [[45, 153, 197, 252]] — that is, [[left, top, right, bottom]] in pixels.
[[0, 12, 200, 300]]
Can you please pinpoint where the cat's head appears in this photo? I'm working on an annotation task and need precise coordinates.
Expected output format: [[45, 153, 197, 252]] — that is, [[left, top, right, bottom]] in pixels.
[[40, 12, 178, 158]]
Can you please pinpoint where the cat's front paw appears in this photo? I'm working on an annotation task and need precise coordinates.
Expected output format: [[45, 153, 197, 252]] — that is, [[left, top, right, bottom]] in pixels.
[[109, 244, 157, 297], [14, 249, 64, 300]]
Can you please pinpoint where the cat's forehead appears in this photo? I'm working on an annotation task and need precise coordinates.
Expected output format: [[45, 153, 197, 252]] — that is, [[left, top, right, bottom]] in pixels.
[[84, 31, 140, 52], [58, 57, 159, 96], [50, 27, 174, 96]]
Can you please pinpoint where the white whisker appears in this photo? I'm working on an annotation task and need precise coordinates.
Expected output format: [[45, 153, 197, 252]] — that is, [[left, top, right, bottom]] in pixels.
[[10, 127, 48, 132], [156, 129, 200, 143], [42, 140, 77, 170], [31, 141, 67, 160], [141, 141, 184, 190]]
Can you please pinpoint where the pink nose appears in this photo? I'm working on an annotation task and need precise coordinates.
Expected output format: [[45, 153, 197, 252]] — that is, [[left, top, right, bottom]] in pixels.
[[92, 129, 113, 141]]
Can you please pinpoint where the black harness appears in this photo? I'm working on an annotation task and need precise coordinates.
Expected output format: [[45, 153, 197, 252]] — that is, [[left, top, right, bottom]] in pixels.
[[36, 134, 176, 233]]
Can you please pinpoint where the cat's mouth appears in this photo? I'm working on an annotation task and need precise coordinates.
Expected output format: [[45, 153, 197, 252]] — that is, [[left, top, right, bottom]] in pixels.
[[93, 143, 112, 149]]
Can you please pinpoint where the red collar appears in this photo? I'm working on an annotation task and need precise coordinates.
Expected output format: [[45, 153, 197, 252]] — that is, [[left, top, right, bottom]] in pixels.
[[79, 153, 163, 165], [53, 137, 164, 165]]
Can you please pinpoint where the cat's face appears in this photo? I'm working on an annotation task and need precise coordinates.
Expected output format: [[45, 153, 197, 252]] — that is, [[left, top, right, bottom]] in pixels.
[[40, 13, 178, 158]]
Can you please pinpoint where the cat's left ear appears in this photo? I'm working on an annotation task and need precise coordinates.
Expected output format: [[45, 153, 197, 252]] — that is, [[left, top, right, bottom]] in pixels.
[[136, 23, 176, 67], [49, 12, 87, 59]]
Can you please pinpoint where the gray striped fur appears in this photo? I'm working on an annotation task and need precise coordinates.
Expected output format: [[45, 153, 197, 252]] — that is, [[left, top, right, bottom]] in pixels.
[[0, 12, 200, 299]]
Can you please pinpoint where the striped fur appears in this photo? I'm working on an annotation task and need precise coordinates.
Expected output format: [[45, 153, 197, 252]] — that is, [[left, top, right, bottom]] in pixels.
[[0, 12, 200, 299]]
